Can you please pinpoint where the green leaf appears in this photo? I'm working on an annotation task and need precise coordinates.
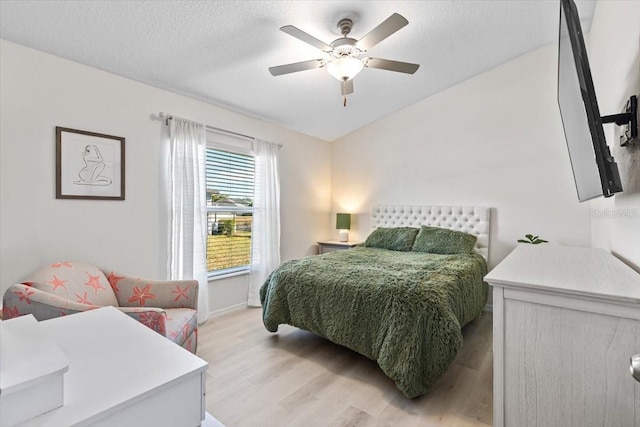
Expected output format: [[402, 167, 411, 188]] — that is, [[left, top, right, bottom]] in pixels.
[[518, 233, 548, 244]]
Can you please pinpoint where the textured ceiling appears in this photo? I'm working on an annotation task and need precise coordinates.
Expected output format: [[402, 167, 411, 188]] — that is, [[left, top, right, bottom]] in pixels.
[[0, 1, 597, 141]]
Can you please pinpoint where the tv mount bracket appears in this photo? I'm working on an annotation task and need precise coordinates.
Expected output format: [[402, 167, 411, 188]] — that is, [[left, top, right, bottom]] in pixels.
[[600, 95, 637, 147]]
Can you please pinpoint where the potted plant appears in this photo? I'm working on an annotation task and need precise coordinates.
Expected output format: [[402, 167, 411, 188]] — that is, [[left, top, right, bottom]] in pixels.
[[518, 234, 548, 244]]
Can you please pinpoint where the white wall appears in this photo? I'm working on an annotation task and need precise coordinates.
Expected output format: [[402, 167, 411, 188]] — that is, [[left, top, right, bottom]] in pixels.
[[331, 43, 592, 278], [0, 40, 332, 314], [588, 1, 640, 272]]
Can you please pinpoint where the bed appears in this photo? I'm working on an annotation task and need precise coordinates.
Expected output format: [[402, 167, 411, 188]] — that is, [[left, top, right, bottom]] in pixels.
[[259, 205, 491, 398]]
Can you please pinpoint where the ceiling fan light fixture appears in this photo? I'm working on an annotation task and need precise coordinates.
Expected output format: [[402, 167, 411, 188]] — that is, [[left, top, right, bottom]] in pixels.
[[269, 13, 419, 101], [326, 57, 364, 82]]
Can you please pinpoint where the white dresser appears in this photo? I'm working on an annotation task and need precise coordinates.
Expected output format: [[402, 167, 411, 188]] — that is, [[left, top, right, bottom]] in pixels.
[[11, 306, 209, 427], [485, 245, 640, 427]]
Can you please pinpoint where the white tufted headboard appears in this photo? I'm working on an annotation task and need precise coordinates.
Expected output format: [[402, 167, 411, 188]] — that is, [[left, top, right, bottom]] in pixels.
[[370, 205, 491, 260]]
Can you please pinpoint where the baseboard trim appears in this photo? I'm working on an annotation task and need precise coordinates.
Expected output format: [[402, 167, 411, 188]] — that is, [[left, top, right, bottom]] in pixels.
[[208, 302, 247, 318]]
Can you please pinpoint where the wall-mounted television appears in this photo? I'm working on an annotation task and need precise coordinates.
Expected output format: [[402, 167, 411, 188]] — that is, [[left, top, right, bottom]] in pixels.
[[557, 0, 636, 202]]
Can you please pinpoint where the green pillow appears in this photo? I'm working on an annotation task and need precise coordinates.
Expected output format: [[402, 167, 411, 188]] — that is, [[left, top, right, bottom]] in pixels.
[[412, 226, 477, 254], [363, 227, 419, 251]]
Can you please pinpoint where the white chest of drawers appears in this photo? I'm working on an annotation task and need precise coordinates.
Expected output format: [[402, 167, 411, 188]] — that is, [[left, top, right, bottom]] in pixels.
[[12, 306, 208, 427], [485, 245, 640, 427]]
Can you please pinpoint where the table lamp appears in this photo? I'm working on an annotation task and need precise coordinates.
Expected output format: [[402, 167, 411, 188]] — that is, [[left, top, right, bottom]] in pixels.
[[336, 213, 351, 242]]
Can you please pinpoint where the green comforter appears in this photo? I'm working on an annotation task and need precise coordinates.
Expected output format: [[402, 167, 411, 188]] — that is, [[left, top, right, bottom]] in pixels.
[[259, 247, 488, 398]]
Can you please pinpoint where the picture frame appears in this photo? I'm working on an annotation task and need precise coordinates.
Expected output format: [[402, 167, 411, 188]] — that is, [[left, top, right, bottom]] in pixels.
[[56, 127, 125, 200]]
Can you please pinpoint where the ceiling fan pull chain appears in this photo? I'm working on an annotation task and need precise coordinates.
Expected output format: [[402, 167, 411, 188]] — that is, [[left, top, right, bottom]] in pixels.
[[343, 96, 347, 107]]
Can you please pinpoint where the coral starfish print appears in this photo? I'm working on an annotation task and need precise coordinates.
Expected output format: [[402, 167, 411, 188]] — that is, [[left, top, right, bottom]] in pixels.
[[48, 275, 68, 291], [138, 312, 160, 331], [127, 284, 157, 306], [14, 289, 35, 304], [171, 284, 190, 302], [107, 272, 125, 293], [51, 262, 73, 268], [141, 312, 166, 334], [3, 305, 20, 318], [75, 291, 91, 305], [85, 273, 106, 295]]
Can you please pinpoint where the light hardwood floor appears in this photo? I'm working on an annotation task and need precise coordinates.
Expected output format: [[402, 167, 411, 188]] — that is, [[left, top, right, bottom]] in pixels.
[[197, 308, 492, 427]]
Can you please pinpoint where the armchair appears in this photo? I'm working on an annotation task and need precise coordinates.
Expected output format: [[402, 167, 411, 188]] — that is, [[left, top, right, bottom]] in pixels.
[[2, 262, 199, 353]]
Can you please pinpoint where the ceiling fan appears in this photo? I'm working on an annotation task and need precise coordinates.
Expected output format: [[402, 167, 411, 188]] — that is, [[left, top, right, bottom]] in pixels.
[[268, 13, 420, 105]]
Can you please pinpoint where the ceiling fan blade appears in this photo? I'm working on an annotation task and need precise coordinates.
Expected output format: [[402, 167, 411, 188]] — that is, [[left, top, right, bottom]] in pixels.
[[280, 25, 332, 51], [340, 79, 354, 95], [269, 59, 324, 76], [365, 58, 420, 74], [355, 13, 409, 51]]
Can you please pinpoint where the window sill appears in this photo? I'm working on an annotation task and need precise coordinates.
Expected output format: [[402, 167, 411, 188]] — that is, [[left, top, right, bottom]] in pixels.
[[208, 269, 250, 282]]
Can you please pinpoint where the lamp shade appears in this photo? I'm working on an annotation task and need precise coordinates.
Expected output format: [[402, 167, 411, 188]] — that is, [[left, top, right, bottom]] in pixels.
[[326, 57, 364, 81], [336, 213, 351, 230]]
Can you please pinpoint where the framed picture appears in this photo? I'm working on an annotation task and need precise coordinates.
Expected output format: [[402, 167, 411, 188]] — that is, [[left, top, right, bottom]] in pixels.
[[56, 127, 125, 200]]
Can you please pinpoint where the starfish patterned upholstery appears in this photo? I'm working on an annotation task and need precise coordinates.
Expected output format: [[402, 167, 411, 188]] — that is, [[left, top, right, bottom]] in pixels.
[[2, 262, 199, 353]]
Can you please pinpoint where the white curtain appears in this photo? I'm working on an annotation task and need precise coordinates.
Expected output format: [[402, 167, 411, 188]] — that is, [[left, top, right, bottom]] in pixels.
[[248, 139, 281, 307], [168, 117, 209, 323]]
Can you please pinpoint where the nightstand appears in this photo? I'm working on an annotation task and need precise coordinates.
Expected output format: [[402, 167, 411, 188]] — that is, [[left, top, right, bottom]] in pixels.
[[317, 240, 361, 255]]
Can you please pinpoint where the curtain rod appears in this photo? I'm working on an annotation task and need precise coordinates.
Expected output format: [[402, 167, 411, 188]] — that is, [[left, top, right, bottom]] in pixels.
[[158, 112, 282, 147]]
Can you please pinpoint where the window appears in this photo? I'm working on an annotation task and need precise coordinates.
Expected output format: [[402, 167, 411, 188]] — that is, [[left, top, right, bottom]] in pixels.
[[205, 147, 254, 277]]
